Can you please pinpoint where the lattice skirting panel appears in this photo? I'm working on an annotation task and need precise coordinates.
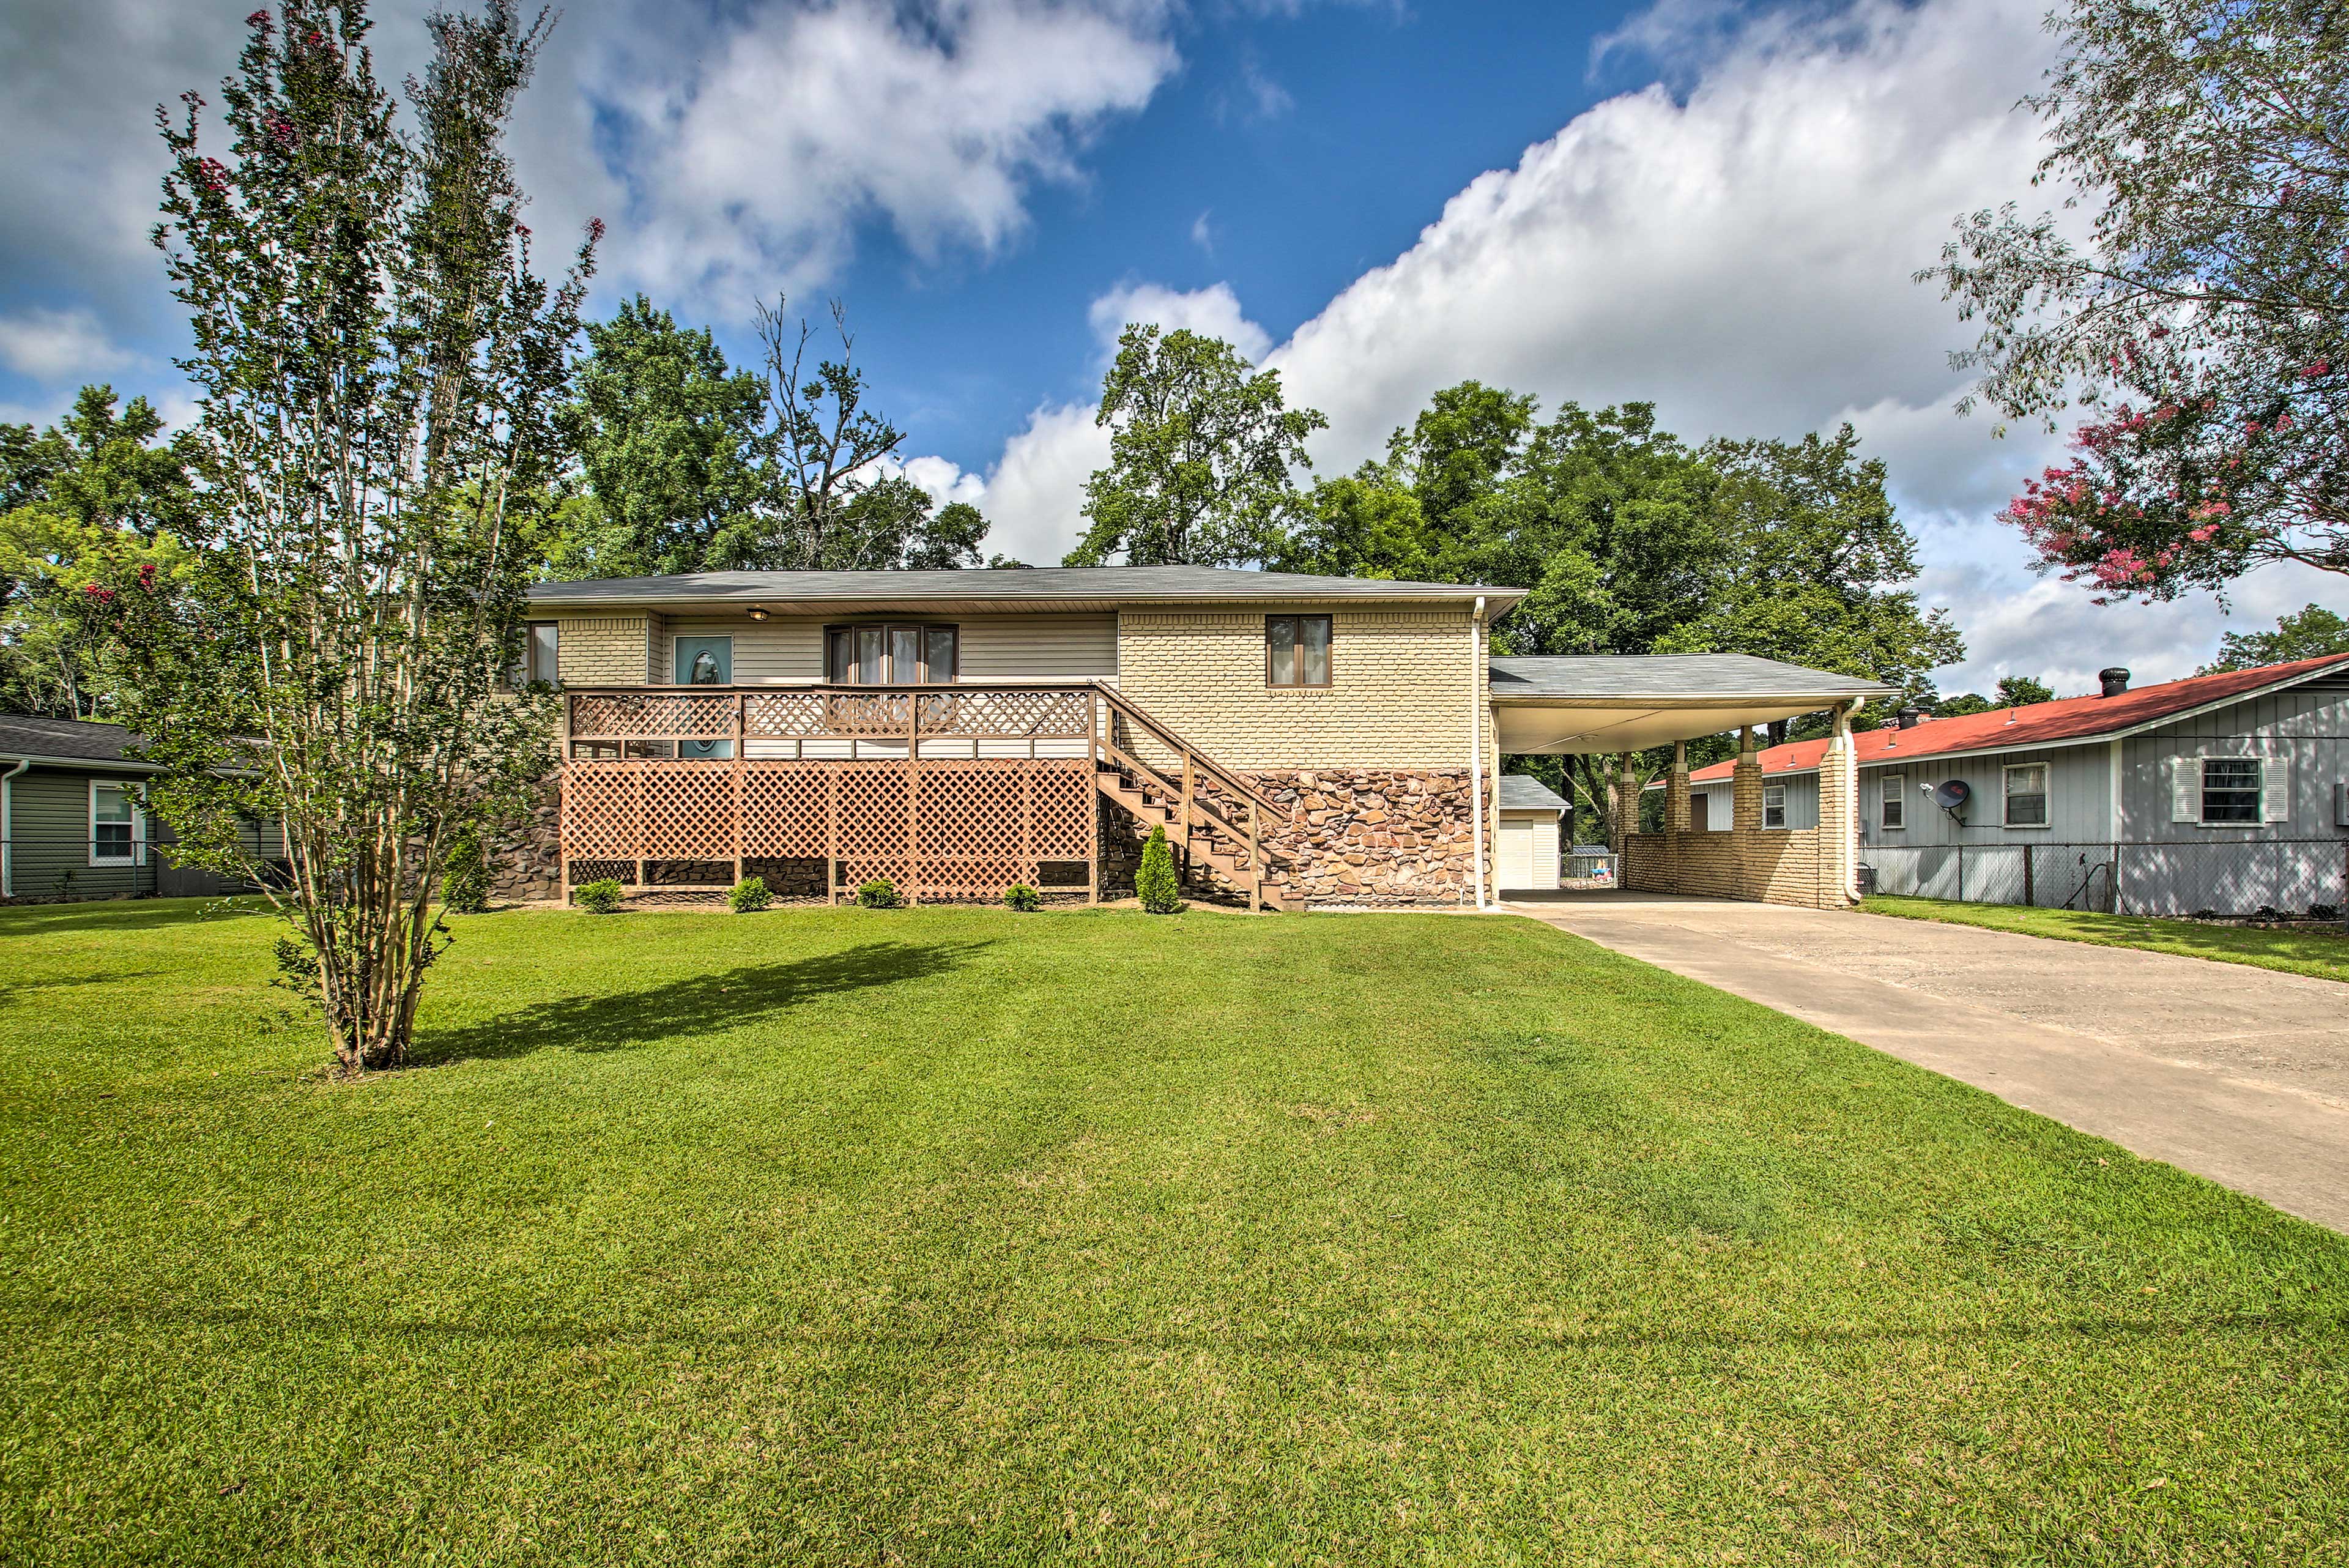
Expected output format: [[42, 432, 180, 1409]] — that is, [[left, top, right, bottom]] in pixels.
[[562, 759, 1097, 901]]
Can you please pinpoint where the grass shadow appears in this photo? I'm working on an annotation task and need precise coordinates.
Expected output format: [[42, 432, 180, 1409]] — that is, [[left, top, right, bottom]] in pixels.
[[0, 896, 275, 936], [412, 938, 994, 1065]]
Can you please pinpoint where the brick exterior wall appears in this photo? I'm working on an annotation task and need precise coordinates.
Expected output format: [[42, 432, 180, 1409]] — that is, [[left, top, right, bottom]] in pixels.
[[1622, 723, 1859, 909], [555, 615, 653, 685], [1117, 607, 1480, 770]]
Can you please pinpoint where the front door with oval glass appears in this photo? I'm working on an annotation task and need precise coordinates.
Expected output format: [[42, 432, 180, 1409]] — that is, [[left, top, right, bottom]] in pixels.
[[675, 636, 733, 757]]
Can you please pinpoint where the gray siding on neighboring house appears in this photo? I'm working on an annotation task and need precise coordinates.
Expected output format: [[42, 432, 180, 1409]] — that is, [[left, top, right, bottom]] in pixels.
[[4, 765, 148, 899], [1858, 741, 2115, 848], [4, 764, 286, 901], [1689, 773, 1818, 830], [651, 612, 1119, 686], [2113, 676, 2349, 915]]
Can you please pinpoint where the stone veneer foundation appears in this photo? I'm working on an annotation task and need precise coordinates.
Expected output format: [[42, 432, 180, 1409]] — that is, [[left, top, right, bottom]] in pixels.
[[1181, 767, 1479, 906]]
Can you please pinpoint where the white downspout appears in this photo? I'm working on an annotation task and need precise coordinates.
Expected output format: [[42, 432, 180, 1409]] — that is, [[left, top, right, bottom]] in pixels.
[[1, 756, 27, 900], [1469, 596, 1488, 911]]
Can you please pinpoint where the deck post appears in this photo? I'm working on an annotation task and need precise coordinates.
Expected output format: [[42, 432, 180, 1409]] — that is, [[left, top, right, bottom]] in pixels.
[[1088, 689, 1102, 906], [905, 691, 919, 905], [1247, 809, 1261, 913], [732, 693, 746, 891], [1180, 746, 1194, 880], [559, 691, 573, 905]]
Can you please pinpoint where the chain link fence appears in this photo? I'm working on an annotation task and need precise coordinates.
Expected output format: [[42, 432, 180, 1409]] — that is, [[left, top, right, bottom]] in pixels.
[[1858, 838, 2349, 918]]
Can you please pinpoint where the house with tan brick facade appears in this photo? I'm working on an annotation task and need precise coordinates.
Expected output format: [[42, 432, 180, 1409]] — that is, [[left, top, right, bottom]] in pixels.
[[521, 567, 1889, 911]]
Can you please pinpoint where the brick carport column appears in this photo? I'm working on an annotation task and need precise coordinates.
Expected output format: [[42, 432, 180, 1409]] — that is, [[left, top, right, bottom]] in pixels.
[[1731, 726, 1764, 897], [1817, 701, 1860, 906], [1665, 740, 1691, 890]]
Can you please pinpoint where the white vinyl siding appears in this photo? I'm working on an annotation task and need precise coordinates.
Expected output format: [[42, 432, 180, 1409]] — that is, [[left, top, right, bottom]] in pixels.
[[657, 613, 1116, 685]]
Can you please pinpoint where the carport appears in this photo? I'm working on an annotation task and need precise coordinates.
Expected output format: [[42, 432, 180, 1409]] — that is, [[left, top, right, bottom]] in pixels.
[[1488, 655, 1895, 909]]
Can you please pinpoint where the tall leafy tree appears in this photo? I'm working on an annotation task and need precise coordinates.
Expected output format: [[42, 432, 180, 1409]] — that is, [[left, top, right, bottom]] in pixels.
[[87, 0, 593, 1075], [1065, 324, 1326, 567], [1, 387, 192, 716], [1925, 0, 2348, 600], [2201, 602, 2349, 671], [1275, 392, 1959, 834], [555, 295, 765, 577]]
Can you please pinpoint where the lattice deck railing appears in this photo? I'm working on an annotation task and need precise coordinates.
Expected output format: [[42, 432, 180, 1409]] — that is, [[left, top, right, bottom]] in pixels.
[[558, 683, 1291, 908]]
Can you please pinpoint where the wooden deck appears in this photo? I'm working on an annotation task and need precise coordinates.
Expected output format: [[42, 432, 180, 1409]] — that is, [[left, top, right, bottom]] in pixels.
[[557, 683, 1296, 908]]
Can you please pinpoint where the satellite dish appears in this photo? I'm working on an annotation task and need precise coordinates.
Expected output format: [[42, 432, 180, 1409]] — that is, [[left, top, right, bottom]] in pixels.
[[1932, 780, 1971, 811]]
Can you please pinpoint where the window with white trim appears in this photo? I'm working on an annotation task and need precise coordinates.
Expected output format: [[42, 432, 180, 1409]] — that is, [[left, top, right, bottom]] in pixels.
[[2003, 762, 2049, 827], [1879, 773, 1906, 830], [1762, 782, 1786, 829], [2200, 757, 2263, 824], [524, 622, 559, 685], [90, 780, 138, 866]]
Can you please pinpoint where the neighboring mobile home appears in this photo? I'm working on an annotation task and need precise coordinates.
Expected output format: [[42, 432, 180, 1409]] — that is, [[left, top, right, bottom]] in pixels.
[[520, 567, 1891, 910], [1687, 655, 2349, 916], [0, 716, 282, 902]]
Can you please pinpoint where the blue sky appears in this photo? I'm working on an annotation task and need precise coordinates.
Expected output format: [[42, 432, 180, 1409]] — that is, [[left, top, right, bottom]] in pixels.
[[1, 0, 2337, 694]]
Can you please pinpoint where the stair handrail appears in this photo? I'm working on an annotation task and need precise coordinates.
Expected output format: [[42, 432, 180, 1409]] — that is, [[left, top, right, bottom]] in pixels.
[[1089, 684, 1293, 825], [1099, 735, 1289, 868]]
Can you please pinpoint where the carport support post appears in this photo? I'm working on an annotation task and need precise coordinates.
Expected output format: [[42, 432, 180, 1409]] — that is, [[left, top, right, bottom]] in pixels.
[[1819, 701, 1860, 907], [1614, 753, 1638, 872], [1732, 727, 1764, 895], [1666, 742, 1691, 832]]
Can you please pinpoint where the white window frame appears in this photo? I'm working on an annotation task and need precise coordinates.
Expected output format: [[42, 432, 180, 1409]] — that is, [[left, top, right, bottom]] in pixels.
[[2198, 756, 2265, 826], [1762, 782, 1787, 830], [89, 778, 143, 867], [2002, 762, 2050, 828], [1879, 772, 1906, 831]]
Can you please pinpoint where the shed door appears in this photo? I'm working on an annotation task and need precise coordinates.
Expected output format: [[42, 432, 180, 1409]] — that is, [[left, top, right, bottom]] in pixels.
[[1497, 815, 1540, 890]]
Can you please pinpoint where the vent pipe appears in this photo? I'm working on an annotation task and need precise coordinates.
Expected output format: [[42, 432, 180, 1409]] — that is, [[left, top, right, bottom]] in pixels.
[[1896, 705, 1926, 729]]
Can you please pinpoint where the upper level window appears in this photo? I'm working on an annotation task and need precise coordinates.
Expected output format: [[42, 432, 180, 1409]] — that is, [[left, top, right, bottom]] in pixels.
[[2003, 762, 2050, 827], [525, 622, 559, 685], [2200, 757, 2263, 824], [1266, 614, 1332, 688], [1762, 783, 1787, 829], [826, 624, 957, 685], [1879, 773, 1906, 830], [676, 635, 732, 685], [90, 781, 138, 866]]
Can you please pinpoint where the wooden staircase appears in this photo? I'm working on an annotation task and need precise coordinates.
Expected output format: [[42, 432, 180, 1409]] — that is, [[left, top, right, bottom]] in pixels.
[[1091, 688, 1299, 912]]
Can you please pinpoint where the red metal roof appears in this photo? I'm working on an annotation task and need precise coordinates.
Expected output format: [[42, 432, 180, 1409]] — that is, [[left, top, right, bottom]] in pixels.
[[1687, 653, 2349, 781]]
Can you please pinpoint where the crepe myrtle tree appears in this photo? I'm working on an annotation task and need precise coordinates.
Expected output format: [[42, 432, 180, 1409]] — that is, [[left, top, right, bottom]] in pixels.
[[82, 0, 594, 1075], [1924, 0, 2348, 601]]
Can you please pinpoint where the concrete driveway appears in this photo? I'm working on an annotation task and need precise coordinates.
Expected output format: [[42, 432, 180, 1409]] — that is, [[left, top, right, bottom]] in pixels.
[[1509, 892, 2349, 1232]]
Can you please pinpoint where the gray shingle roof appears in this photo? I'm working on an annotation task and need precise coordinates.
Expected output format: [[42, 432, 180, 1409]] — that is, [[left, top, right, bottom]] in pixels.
[[1497, 774, 1570, 812], [0, 715, 147, 765], [529, 565, 1526, 612], [1488, 654, 1896, 701]]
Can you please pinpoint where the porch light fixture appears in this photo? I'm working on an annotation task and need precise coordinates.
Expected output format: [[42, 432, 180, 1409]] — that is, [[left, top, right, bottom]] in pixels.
[[746, 606, 770, 621]]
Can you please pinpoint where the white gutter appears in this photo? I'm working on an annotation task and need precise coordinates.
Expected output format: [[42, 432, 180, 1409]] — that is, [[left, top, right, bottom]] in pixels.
[[1, 756, 26, 899], [1469, 596, 1488, 911]]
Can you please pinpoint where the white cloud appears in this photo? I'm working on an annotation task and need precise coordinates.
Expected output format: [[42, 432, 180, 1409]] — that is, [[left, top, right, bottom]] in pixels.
[[592, 0, 1178, 308], [966, 403, 1111, 565], [0, 306, 138, 383], [897, 453, 990, 510], [1086, 280, 1273, 364]]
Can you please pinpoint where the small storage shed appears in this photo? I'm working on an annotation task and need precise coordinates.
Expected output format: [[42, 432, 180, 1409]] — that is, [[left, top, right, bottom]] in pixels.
[[1495, 774, 1569, 891]]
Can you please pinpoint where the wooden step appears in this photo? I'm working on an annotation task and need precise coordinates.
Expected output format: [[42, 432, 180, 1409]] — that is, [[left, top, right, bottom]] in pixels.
[[1095, 769, 1296, 910]]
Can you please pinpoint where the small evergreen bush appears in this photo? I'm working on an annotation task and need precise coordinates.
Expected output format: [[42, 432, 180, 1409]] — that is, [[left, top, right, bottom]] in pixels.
[[1135, 825, 1182, 914], [729, 875, 771, 913], [1003, 882, 1041, 912], [574, 878, 625, 913], [856, 878, 900, 909], [440, 824, 490, 913]]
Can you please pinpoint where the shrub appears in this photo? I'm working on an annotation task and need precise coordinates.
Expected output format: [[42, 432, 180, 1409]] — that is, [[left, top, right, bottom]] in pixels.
[[729, 875, 771, 913], [2310, 903, 2342, 923], [856, 878, 900, 909], [574, 878, 625, 914], [1135, 825, 1182, 914], [1003, 882, 1041, 912], [440, 824, 490, 914]]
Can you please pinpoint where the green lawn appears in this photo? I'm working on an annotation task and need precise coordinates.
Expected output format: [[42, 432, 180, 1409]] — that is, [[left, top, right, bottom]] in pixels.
[[5, 900, 2347, 1565], [1863, 894, 2349, 983]]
